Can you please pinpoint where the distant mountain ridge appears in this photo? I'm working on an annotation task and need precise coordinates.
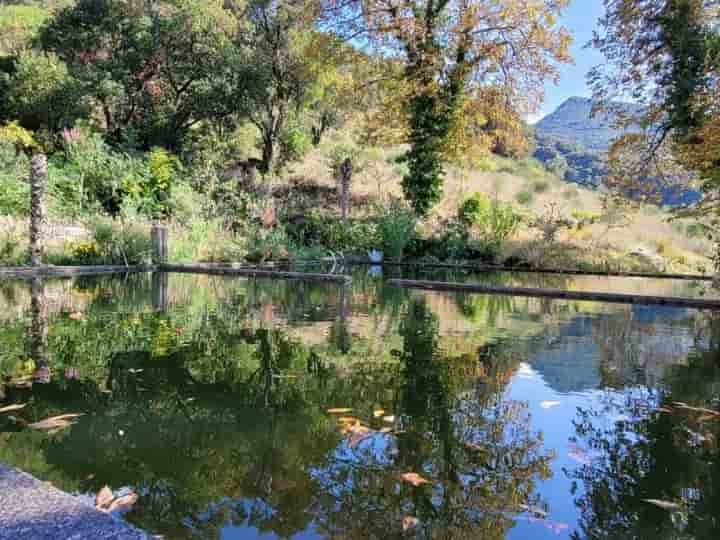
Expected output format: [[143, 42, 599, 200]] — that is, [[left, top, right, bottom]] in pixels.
[[534, 96, 638, 153], [532, 97, 699, 206]]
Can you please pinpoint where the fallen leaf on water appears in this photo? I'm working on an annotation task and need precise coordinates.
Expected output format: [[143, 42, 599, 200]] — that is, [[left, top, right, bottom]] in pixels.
[[373, 409, 385, 418], [402, 516, 420, 531], [107, 493, 139, 513], [642, 499, 682, 511], [327, 408, 353, 414], [28, 413, 83, 432], [399, 472, 431, 487], [540, 401, 561, 409], [0, 403, 26, 414], [382, 415, 395, 423], [96, 486, 114, 509]]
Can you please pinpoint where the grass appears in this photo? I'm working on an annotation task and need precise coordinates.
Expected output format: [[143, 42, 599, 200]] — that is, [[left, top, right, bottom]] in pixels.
[[291, 138, 715, 273]]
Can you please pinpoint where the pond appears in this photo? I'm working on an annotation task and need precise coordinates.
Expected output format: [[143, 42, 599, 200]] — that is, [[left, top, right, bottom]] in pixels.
[[0, 270, 719, 540]]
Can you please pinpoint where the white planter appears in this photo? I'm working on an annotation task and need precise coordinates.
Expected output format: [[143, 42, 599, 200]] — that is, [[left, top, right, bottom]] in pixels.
[[368, 250, 384, 263]]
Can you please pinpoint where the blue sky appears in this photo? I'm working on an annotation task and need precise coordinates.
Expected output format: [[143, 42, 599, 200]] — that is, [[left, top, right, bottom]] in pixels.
[[531, 0, 606, 122]]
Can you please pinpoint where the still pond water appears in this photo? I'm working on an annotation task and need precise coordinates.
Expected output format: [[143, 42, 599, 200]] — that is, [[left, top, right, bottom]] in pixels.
[[0, 269, 719, 539]]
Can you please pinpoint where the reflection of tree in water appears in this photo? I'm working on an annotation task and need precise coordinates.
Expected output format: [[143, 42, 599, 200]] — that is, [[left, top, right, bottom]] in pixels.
[[568, 319, 720, 540], [311, 299, 553, 539], [2, 280, 552, 540]]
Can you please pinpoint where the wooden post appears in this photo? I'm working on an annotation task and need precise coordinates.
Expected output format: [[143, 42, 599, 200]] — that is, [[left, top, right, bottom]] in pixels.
[[29, 154, 47, 267], [151, 225, 168, 264], [339, 157, 352, 223]]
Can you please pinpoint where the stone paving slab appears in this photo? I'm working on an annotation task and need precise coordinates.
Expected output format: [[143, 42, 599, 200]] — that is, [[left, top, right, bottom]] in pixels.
[[0, 463, 150, 540]]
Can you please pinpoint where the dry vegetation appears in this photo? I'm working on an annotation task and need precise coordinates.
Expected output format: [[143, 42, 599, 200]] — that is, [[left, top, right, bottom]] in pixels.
[[289, 135, 714, 274]]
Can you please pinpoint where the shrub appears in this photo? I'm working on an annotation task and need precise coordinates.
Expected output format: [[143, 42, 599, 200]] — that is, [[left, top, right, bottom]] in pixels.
[[278, 118, 312, 168], [374, 199, 417, 260], [286, 210, 377, 253], [458, 193, 522, 249], [51, 220, 153, 266], [532, 180, 549, 193], [243, 223, 291, 263], [0, 141, 29, 216], [515, 190, 533, 205]]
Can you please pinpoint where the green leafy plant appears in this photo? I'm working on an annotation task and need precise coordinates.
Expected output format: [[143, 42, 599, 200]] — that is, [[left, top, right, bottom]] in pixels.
[[374, 199, 417, 260], [458, 193, 522, 250], [515, 190, 533, 205]]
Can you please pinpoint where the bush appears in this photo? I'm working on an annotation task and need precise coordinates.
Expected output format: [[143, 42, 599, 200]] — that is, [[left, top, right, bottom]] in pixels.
[[458, 193, 522, 249], [0, 141, 29, 216], [50, 220, 152, 265], [515, 190, 533, 205], [286, 210, 376, 253], [532, 180, 549, 193], [243, 223, 291, 263], [374, 199, 417, 260]]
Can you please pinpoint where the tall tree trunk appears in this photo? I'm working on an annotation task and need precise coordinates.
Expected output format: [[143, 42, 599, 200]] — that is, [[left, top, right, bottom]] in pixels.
[[29, 154, 47, 267]]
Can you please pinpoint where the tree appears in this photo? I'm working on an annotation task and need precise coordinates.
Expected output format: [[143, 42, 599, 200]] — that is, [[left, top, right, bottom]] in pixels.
[[1, 50, 86, 133], [591, 1, 720, 218], [238, 0, 320, 174], [0, 3, 50, 55], [39, 0, 248, 149], [325, 0, 571, 215]]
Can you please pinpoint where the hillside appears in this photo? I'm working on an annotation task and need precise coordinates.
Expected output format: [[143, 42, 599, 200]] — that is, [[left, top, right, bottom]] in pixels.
[[534, 96, 637, 152], [532, 97, 699, 206]]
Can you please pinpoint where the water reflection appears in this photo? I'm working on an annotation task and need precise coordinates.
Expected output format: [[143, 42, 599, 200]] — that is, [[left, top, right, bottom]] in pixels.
[[0, 271, 718, 540]]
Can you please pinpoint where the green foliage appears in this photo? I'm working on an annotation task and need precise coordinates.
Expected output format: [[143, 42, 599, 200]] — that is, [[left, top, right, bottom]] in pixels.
[[0, 121, 36, 152], [242, 223, 291, 263], [458, 193, 522, 249], [515, 190, 533, 205], [122, 148, 177, 220], [49, 220, 152, 266], [287, 210, 376, 253], [401, 93, 451, 216], [39, 0, 246, 148], [0, 141, 30, 216], [374, 199, 417, 260], [279, 119, 312, 167], [326, 143, 364, 179], [0, 4, 49, 54], [1, 50, 85, 133]]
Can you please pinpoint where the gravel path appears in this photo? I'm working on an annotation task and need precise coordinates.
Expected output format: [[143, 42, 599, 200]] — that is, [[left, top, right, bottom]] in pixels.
[[0, 463, 151, 540]]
